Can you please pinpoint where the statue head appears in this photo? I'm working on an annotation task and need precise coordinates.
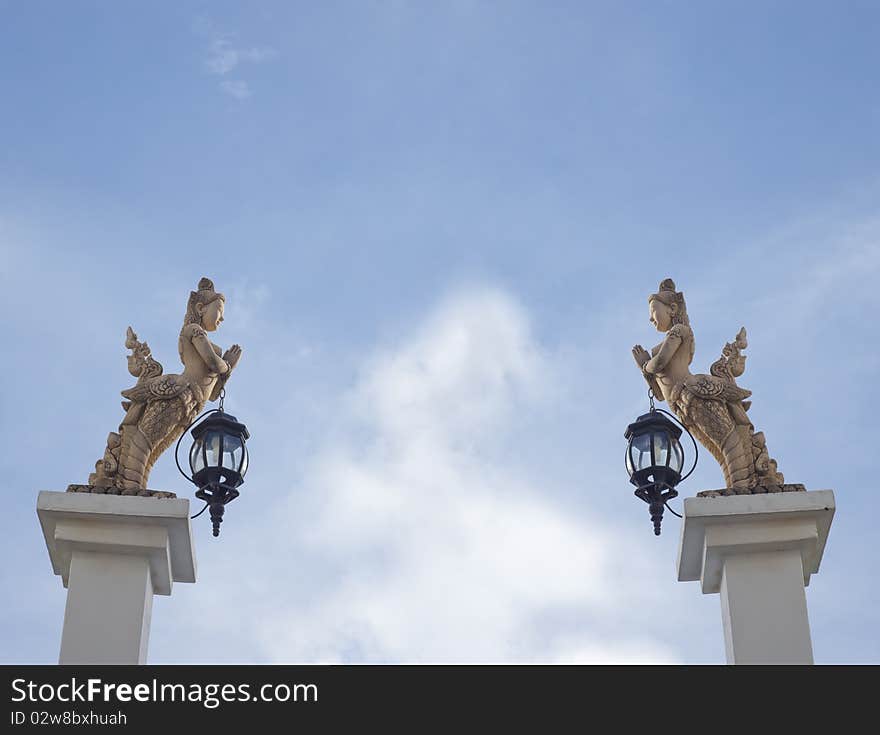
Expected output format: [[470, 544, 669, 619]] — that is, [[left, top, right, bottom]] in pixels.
[[648, 278, 689, 332], [183, 277, 226, 332]]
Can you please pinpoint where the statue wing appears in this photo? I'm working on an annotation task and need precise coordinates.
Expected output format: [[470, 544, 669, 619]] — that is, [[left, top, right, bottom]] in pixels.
[[686, 374, 752, 403], [121, 375, 186, 403]]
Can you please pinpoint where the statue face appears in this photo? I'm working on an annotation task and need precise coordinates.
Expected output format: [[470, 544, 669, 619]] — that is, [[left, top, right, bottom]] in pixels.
[[199, 299, 225, 332], [649, 299, 673, 332]]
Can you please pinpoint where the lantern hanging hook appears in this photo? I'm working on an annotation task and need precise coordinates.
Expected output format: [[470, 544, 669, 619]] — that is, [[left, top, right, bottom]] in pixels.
[[647, 387, 655, 412]]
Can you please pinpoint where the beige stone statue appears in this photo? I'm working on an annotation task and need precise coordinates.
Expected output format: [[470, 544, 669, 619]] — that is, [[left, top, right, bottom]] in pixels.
[[632, 278, 802, 497], [71, 278, 242, 497]]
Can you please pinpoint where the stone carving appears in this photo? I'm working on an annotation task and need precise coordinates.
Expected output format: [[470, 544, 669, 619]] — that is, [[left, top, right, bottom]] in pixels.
[[697, 483, 805, 498], [632, 278, 797, 496], [76, 278, 242, 497]]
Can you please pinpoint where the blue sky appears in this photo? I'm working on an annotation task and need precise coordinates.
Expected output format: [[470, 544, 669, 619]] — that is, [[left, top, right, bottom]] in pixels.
[[1, 1, 878, 663]]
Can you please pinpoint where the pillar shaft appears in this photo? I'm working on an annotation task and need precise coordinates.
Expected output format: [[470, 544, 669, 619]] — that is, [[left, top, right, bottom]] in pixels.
[[720, 548, 813, 664], [60, 551, 154, 664]]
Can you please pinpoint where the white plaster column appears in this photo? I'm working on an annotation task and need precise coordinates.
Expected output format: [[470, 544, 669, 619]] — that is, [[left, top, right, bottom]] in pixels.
[[37, 491, 197, 664], [677, 490, 834, 665]]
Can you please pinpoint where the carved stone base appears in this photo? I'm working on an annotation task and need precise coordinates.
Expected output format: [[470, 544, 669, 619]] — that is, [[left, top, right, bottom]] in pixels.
[[697, 483, 806, 498], [67, 484, 176, 499]]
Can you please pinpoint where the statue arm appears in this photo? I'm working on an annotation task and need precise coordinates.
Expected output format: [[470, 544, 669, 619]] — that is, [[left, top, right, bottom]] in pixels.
[[632, 344, 666, 400], [190, 328, 230, 375], [208, 345, 242, 401], [643, 372, 666, 400], [644, 332, 682, 375]]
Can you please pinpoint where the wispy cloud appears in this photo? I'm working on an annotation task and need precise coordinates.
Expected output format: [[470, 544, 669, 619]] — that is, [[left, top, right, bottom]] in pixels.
[[219, 79, 252, 100], [206, 35, 277, 76], [197, 21, 277, 100]]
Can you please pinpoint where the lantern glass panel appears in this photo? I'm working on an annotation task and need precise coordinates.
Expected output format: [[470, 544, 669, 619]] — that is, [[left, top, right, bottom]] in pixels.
[[670, 439, 684, 473], [630, 433, 653, 471], [240, 446, 249, 478], [190, 437, 205, 474], [652, 431, 670, 468], [223, 435, 243, 471], [203, 430, 223, 468]]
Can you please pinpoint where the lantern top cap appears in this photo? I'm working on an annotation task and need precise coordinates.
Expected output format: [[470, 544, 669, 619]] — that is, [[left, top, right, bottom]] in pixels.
[[624, 410, 682, 441], [190, 411, 250, 441]]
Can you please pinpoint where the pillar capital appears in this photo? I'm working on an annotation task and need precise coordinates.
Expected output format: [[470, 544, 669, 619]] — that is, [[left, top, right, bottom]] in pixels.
[[677, 490, 834, 593]]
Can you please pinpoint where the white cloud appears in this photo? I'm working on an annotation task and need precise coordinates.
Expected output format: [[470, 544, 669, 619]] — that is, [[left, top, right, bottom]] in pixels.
[[220, 79, 251, 100], [198, 26, 277, 99], [206, 36, 277, 76], [356, 289, 547, 443], [550, 640, 681, 665], [215, 287, 684, 663]]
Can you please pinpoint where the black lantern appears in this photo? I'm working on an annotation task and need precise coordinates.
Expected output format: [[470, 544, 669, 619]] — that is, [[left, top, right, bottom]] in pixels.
[[177, 409, 250, 537], [624, 409, 687, 536]]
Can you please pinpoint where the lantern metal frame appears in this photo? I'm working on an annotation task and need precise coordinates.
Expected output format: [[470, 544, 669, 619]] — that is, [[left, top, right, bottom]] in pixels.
[[175, 393, 250, 538], [624, 393, 697, 536]]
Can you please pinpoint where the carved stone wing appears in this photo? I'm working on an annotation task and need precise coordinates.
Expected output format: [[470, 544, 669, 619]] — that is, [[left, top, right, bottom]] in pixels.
[[686, 374, 752, 403], [121, 374, 186, 403]]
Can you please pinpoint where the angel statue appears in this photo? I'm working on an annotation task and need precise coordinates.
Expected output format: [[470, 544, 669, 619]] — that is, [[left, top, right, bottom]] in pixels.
[[631, 278, 798, 496], [76, 278, 242, 496]]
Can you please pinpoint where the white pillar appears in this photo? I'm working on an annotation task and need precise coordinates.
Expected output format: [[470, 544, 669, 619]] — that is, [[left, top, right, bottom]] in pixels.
[[677, 490, 834, 665], [37, 491, 197, 664]]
